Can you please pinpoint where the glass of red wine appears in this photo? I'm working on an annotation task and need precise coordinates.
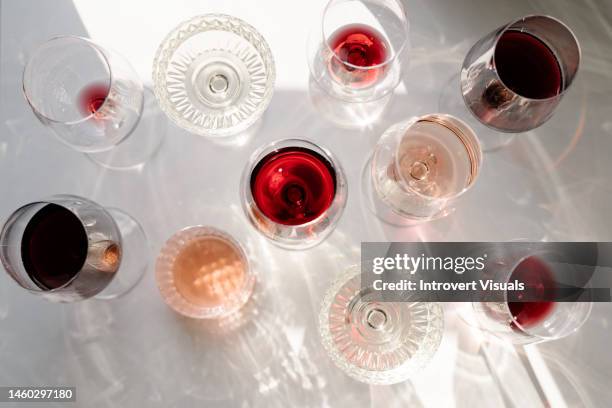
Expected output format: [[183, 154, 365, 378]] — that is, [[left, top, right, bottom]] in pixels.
[[461, 15, 580, 134], [241, 139, 347, 249], [23, 36, 164, 169], [0, 195, 148, 302], [472, 248, 592, 344], [307, 0, 409, 103]]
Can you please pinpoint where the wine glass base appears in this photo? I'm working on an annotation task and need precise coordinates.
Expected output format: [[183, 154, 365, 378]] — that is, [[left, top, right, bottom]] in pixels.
[[95, 208, 148, 300], [360, 155, 453, 226], [308, 76, 392, 129], [86, 88, 166, 170], [438, 73, 516, 152]]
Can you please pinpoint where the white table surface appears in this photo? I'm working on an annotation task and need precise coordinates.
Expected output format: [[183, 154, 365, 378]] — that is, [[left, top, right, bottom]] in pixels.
[[1, 0, 611, 407]]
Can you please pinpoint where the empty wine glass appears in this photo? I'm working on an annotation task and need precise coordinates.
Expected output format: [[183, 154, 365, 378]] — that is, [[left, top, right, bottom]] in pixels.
[[153, 14, 276, 138], [0, 195, 148, 302], [241, 139, 347, 250], [472, 244, 593, 344], [308, 0, 409, 103], [319, 266, 444, 385], [457, 15, 580, 149], [367, 113, 482, 223], [155, 226, 255, 319], [23, 36, 163, 168]]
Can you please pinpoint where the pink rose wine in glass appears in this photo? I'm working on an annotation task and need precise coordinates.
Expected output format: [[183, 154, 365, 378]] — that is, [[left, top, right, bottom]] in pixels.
[[156, 227, 254, 319]]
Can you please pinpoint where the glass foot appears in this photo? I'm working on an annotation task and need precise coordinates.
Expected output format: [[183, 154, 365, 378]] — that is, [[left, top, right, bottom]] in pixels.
[[86, 88, 166, 170], [360, 155, 453, 226], [438, 73, 515, 152], [95, 208, 148, 300], [308, 76, 392, 129]]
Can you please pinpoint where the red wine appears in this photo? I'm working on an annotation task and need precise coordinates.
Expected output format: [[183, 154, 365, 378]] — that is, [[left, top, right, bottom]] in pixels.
[[507, 256, 556, 329], [250, 147, 336, 226], [494, 30, 562, 99], [328, 24, 389, 88], [21, 204, 88, 290], [77, 82, 109, 116]]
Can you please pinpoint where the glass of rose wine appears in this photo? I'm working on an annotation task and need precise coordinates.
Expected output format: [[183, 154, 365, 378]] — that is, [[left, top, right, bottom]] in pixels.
[[23, 36, 164, 169], [461, 15, 580, 134], [241, 139, 347, 250], [308, 0, 409, 102], [368, 113, 482, 223], [155, 226, 255, 319], [0, 195, 149, 302], [473, 249, 592, 344], [319, 266, 444, 385]]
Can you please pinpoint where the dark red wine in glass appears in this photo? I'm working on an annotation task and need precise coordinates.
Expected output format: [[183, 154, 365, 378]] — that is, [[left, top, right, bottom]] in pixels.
[[77, 82, 110, 117], [494, 30, 562, 99], [21, 203, 88, 290], [328, 24, 389, 88], [250, 147, 336, 226], [507, 256, 556, 329]]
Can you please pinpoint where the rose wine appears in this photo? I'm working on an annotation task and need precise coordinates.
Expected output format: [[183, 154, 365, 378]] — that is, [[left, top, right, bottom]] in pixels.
[[373, 116, 480, 219], [172, 235, 246, 308], [250, 147, 336, 225], [77, 82, 110, 116], [328, 24, 389, 88], [494, 30, 562, 99], [21, 204, 88, 290], [507, 256, 556, 328]]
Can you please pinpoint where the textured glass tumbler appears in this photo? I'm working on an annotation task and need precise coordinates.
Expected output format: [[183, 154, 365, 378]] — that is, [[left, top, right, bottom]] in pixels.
[[156, 226, 255, 319], [308, 0, 409, 102], [461, 15, 580, 132], [0, 195, 148, 302], [153, 14, 276, 138], [241, 139, 347, 250], [320, 266, 444, 385], [371, 113, 482, 221], [23, 36, 144, 153]]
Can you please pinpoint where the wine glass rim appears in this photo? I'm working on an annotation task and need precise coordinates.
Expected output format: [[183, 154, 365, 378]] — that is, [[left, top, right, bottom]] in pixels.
[[242, 138, 348, 231], [501, 250, 594, 340], [1, 198, 92, 294], [492, 14, 581, 102], [391, 113, 483, 201], [320, 0, 409, 70], [155, 225, 255, 318], [22, 35, 114, 126]]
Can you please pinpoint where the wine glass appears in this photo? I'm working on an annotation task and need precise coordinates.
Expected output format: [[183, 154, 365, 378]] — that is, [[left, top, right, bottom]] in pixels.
[[471, 243, 593, 344], [23, 36, 163, 169], [241, 139, 347, 250], [155, 226, 255, 319], [455, 15, 580, 150], [319, 266, 444, 385], [367, 113, 482, 223], [307, 0, 409, 103], [0, 195, 148, 302], [152, 14, 276, 138]]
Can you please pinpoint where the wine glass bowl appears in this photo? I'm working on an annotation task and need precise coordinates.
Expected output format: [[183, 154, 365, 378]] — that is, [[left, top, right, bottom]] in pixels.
[[319, 267, 444, 385], [371, 114, 482, 221], [0, 195, 148, 302], [308, 0, 409, 102], [461, 15, 580, 132], [241, 139, 347, 250], [152, 14, 276, 138], [23, 36, 144, 153]]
